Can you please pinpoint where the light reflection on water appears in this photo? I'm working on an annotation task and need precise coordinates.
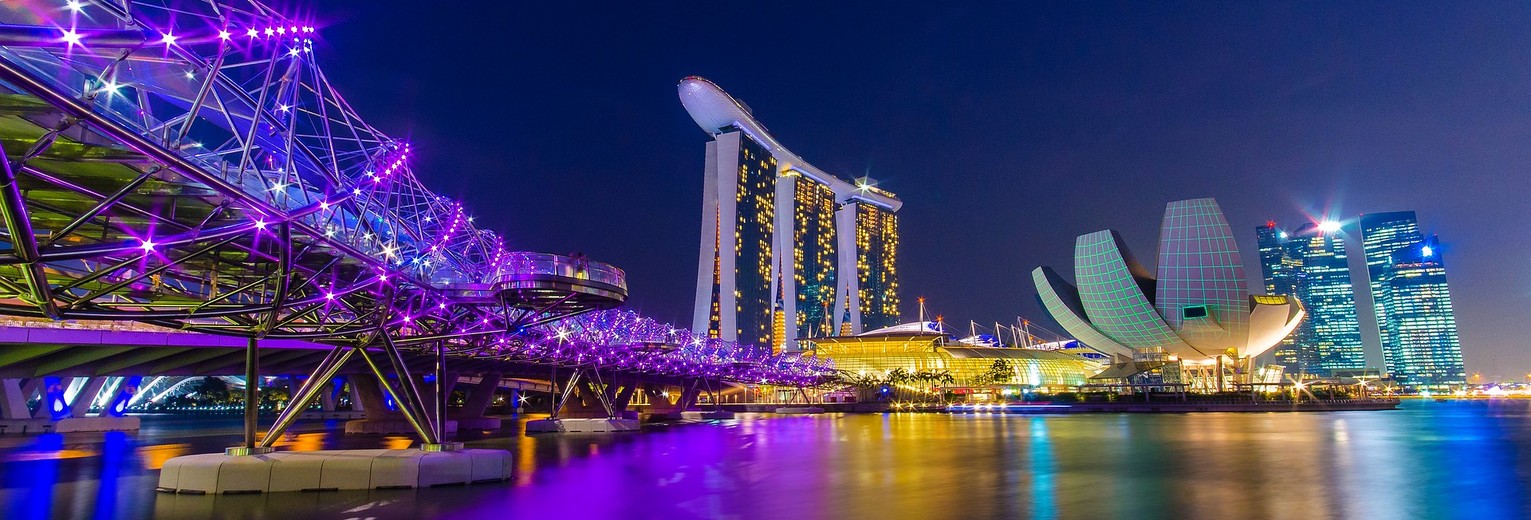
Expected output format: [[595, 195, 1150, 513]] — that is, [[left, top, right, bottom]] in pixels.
[[0, 400, 1528, 519]]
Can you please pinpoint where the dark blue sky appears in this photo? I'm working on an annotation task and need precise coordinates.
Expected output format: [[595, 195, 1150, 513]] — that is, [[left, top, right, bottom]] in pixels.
[[310, 2, 1529, 378]]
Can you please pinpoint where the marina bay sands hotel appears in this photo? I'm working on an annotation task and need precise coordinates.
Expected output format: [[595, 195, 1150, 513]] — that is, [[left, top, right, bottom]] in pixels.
[[680, 77, 902, 353]]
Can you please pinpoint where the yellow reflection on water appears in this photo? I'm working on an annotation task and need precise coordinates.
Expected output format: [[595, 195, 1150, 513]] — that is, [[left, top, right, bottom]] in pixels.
[[139, 443, 190, 469], [513, 414, 546, 486], [382, 436, 414, 449]]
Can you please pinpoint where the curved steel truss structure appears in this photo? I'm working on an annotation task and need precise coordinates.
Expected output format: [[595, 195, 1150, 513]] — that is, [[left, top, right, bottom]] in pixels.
[[0, 0, 832, 404]]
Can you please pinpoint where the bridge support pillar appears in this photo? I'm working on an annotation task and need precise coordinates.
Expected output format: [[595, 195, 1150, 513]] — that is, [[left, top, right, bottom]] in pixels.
[[525, 369, 637, 433], [32, 378, 51, 419], [0, 379, 30, 420], [414, 372, 458, 418], [510, 388, 523, 414], [678, 387, 702, 411], [45, 376, 140, 433], [351, 373, 390, 420], [612, 384, 637, 414], [452, 374, 503, 431], [319, 379, 338, 412], [69, 376, 107, 418], [461, 374, 500, 417], [19, 378, 42, 417], [101, 376, 142, 417], [347, 377, 367, 412], [641, 385, 672, 414], [556, 380, 609, 418]]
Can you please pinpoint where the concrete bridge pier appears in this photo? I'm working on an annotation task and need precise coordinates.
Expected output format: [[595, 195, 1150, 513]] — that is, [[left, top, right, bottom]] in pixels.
[[642, 384, 704, 420], [454, 373, 502, 431], [525, 369, 639, 433], [318, 380, 338, 412], [344, 373, 456, 435], [27, 376, 142, 433], [297, 377, 365, 420], [0, 378, 48, 433], [347, 377, 367, 412]]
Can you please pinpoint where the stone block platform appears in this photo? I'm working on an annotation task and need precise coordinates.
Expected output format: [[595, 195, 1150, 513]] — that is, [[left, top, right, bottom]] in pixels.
[[344, 418, 457, 435], [156, 448, 512, 494], [524, 418, 639, 433], [57, 416, 141, 432]]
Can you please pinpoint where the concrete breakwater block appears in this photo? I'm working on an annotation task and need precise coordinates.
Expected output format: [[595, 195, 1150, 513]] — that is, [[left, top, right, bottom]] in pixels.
[[55, 416, 141, 432], [698, 411, 736, 420], [453, 416, 502, 431], [0, 418, 54, 434], [774, 407, 826, 414], [298, 411, 366, 420], [156, 448, 513, 494], [344, 418, 457, 435], [644, 412, 685, 422], [524, 418, 640, 433]]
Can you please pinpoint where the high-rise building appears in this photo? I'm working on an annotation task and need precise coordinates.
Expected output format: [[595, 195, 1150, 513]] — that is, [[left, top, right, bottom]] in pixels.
[[1360, 213, 1466, 388], [1255, 222, 1301, 365], [1254, 221, 1365, 376], [682, 77, 902, 351], [1358, 211, 1421, 362], [853, 198, 900, 331]]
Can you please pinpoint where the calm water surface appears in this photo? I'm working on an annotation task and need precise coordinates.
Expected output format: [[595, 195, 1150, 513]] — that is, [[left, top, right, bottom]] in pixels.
[[1, 400, 1528, 519]]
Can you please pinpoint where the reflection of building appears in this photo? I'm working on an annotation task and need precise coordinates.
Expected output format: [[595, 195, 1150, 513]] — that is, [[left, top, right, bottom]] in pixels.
[[810, 322, 1105, 388], [1360, 212, 1465, 388], [1031, 198, 1304, 388], [1255, 222, 1366, 376], [682, 77, 902, 351]]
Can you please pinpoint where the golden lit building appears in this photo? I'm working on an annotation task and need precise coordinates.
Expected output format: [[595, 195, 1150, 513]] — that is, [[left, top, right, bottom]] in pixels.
[[809, 323, 1106, 389], [683, 76, 903, 352]]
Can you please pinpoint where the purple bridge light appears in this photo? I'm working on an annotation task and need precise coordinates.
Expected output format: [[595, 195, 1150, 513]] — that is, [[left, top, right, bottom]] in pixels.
[[0, 1, 832, 446]]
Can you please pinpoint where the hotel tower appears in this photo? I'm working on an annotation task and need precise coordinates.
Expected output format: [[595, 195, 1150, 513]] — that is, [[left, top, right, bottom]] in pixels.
[[680, 77, 902, 353]]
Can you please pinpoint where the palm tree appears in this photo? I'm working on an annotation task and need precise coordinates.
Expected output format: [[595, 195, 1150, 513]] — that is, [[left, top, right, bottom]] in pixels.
[[934, 370, 956, 403], [886, 368, 911, 401]]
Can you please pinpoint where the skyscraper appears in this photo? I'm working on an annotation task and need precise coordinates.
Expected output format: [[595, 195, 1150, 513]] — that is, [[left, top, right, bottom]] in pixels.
[[1255, 222, 1301, 365], [681, 77, 903, 350], [1358, 211, 1420, 361], [1360, 213, 1466, 388], [1254, 221, 1365, 376]]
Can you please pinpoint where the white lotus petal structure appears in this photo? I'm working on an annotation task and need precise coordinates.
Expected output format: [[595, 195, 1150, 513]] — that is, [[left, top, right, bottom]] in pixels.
[[1032, 198, 1304, 360]]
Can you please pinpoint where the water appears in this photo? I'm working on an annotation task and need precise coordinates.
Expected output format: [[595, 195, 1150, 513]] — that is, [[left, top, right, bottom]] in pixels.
[[2, 400, 1528, 519]]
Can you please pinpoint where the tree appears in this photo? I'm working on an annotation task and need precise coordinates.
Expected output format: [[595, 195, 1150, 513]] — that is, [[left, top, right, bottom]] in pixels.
[[260, 386, 290, 408], [988, 360, 1014, 385], [188, 377, 231, 404], [886, 368, 911, 400]]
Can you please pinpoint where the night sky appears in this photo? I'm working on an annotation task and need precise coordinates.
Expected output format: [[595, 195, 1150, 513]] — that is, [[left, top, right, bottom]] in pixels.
[[308, 2, 1529, 378]]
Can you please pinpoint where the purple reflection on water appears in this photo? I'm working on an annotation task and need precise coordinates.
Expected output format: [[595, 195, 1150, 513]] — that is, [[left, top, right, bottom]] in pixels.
[[0, 401, 1529, 518]]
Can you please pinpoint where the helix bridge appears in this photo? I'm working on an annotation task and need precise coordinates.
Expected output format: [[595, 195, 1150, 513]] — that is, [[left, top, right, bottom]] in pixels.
[[0, 0, 832, 446]]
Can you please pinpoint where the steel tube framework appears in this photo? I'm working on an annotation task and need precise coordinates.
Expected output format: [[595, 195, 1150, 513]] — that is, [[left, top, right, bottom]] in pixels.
[[0, 0, 835, 447]]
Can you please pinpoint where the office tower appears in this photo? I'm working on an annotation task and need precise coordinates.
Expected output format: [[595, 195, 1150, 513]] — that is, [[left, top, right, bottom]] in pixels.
[[1255, 221, 1365, 376], [1360, 213, 1466, 388]]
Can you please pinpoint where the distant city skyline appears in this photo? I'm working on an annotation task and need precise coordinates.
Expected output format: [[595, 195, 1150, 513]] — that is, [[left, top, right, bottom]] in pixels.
[[314, 2, 1530, 378]]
